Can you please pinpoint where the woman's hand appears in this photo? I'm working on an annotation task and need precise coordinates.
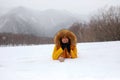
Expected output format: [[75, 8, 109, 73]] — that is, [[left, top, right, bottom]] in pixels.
[[58, 57, 65, 62]]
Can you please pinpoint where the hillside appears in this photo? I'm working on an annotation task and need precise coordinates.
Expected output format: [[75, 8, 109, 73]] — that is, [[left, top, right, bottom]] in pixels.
[[0, 41, 120, 80]]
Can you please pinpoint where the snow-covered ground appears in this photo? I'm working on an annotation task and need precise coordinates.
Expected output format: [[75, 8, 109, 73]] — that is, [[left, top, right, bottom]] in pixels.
[[0, 41, 120, 80]]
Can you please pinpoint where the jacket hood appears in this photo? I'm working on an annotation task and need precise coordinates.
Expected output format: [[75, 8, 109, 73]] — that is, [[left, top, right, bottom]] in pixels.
[[54, 29, 77, 47]]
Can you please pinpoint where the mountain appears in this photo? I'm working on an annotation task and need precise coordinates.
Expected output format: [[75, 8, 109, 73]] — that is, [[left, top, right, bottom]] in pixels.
[[0, 7, 45, 37], [0, 41, 120, 80], [0, 7, 79, 37]]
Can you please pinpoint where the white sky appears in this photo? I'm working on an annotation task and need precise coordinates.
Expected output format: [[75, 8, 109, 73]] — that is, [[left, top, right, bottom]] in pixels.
[[0, 0, 120, 14]]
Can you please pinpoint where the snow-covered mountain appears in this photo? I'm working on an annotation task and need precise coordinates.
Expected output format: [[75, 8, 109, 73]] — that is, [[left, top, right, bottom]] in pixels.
[[0, 41, 120, 80], [0, 7, 43, 36], [0, 7, 79, 37]]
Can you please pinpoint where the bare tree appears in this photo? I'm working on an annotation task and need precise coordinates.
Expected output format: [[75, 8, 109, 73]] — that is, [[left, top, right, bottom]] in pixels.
[[89, 6, 120, 41]]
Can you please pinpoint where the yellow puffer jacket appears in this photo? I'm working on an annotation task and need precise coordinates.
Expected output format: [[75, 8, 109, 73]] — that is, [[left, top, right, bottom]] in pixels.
[[52, 29, 78, 60]]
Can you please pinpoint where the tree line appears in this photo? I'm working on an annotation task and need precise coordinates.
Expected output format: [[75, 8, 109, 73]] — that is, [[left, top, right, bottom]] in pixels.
[[0, 33, 53, 46], [69, 6, 120, 42]]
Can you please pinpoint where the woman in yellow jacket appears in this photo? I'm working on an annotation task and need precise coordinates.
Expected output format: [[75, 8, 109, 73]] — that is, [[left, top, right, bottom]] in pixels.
[[52, 29, 78, 62]]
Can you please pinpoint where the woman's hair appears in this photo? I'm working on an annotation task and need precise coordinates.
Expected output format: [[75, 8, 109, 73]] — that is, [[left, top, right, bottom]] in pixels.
[[60, 37, 71, 53]]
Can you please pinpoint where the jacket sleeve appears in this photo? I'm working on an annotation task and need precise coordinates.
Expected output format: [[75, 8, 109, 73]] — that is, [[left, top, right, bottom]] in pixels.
[[52, 46, 63, 60], [70, 46, 77, 58]]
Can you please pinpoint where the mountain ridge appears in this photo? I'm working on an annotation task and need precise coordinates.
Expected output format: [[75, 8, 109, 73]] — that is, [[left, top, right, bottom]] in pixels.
[[0, 7, 80, 37]]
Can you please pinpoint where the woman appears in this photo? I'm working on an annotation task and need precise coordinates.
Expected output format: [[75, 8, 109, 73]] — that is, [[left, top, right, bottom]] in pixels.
[[52, 29, 78, 62]]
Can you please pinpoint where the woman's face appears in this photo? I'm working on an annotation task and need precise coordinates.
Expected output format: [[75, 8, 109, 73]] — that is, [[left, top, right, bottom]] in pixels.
[[61, 37, 69, 43]]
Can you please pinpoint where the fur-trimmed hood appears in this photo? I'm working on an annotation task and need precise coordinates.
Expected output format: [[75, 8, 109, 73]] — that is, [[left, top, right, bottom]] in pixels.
[[54, 29, 77, 48]]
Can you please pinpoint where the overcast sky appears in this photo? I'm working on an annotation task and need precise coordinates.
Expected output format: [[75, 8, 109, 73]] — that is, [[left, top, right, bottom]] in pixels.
[[0, 0, 120, 14]]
